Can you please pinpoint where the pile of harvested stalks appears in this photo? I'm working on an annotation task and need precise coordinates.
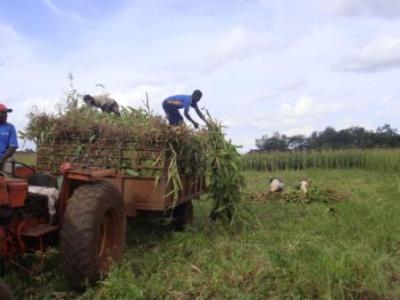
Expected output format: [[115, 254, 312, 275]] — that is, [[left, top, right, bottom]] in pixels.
[[22, 105, 207, 176], [248, 187, 345, 204]]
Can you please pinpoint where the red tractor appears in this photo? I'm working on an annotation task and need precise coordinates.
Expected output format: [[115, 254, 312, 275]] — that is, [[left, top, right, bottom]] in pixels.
[[0, 139, 205, 290]]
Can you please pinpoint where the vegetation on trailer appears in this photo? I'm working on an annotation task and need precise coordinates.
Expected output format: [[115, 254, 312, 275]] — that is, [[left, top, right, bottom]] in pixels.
[[20, 96, 244, 224]]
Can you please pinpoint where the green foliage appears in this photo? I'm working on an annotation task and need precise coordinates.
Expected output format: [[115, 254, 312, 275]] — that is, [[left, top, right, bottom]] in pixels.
[[22, 101, 207, 179], [23, 105, 168, 145], [207, 120, 245, 225], [256, 124, 400, 151], [242, 148, 400, 172], [19, 110, 58, 145], [248, 186, 346, 204], [5, 169, 400, 299], [14, 152, 36, 166], [83, 265, 143, 300]]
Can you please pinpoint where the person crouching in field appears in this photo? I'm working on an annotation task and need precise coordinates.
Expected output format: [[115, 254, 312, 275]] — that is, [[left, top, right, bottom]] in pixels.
[[162, 89, 208, 128], [295, 178, 311, 195], [269, 177, 284, 193], [83, 94, 121, 117]]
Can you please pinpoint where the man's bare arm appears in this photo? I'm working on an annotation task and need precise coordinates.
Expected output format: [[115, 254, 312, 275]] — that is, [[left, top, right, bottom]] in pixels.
[[193, 104, 209, 126], [184, 108, 199, 128], [1, 147, 17, 162]]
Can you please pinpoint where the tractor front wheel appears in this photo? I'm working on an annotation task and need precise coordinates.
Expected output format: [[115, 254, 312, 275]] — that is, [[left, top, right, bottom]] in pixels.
[[60, 181, 126, 290]]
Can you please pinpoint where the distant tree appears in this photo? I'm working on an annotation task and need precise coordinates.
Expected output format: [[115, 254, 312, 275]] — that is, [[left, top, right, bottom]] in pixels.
[[336, 129, 352, 148], [288, 134, 307, 150], [376, 124, 400, 147], [377, 124, 397, 135], [254, 124, 400, 151], [318, 127, 338, 149], [308, 131, 319, 149], [256, 132, 288, 151]]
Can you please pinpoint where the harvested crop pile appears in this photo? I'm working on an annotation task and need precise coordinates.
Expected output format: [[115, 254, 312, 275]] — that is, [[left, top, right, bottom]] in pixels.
[[23, 106, 208, 177], [21, 100, 244, 224], [248, 187, 345, 204]]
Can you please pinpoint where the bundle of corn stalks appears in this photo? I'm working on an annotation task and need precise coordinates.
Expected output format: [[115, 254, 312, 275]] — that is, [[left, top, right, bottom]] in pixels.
[[206, 117, 245, 225]]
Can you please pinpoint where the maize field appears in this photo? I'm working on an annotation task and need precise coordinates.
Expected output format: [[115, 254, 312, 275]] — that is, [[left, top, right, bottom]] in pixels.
[[242, 148, 400, 172]]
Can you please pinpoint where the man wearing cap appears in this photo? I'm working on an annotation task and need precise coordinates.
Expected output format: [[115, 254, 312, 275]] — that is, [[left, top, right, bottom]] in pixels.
[[162, 89, 209, 128], [0, 103, 18, 174]]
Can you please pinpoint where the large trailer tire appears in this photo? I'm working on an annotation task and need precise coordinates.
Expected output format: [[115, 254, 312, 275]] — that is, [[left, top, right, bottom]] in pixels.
[[173, 200, 193, 230], [0, 282, 14, 300], [60, 181, 126, 290]]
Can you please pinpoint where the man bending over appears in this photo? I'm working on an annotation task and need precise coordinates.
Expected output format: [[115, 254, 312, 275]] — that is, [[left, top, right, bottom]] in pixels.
[[162, 90, 208, 128]]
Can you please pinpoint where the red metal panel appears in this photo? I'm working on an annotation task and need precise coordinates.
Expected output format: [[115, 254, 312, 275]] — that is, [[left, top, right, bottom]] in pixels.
[[6, 180, 28, 208], [0, 179, 9, 206]]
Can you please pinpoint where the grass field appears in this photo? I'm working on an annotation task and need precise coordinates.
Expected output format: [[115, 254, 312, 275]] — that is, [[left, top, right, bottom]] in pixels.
[[14, 152, 36, 166], [3, 167, 400, 299]]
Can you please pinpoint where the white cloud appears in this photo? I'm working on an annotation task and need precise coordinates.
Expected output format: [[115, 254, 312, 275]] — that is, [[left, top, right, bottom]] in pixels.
[[273, 79, 308, 92], [0, 25, 26, 68], [215, 26, 247, 54], [284, 125, 314, 136], [280, 95, 338, 118], [336, 37, 400, 72], [165, 25, 272, 76], [281, 95, 313, 117], [0, 23, 65, 97], [2, 0, 400, 153], [226, 95, 340, 131], [223, 92, 349, 152], [110, 83, 186, 112], [39, 0, 89, 24], [329, 0, 400, 18]]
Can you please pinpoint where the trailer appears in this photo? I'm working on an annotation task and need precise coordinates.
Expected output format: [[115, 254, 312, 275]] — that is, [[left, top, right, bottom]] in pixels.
[[0, 137, 205, 289]]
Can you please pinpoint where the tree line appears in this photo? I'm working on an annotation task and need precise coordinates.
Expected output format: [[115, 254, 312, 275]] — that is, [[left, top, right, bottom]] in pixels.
[[254, 124, 400, 152]]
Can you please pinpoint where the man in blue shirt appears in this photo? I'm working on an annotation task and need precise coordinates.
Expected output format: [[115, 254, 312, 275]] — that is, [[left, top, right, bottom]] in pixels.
[[162, 90, 208, 128], [0, 103, 18, 173]]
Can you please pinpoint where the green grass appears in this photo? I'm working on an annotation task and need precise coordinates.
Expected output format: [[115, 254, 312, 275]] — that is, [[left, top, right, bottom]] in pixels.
[[14, 152, 36, 166], [4, 169, 400, 299]]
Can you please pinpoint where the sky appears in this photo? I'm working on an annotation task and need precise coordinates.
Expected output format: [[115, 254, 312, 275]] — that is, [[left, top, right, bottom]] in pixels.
[[1, 0, 400, 152]]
